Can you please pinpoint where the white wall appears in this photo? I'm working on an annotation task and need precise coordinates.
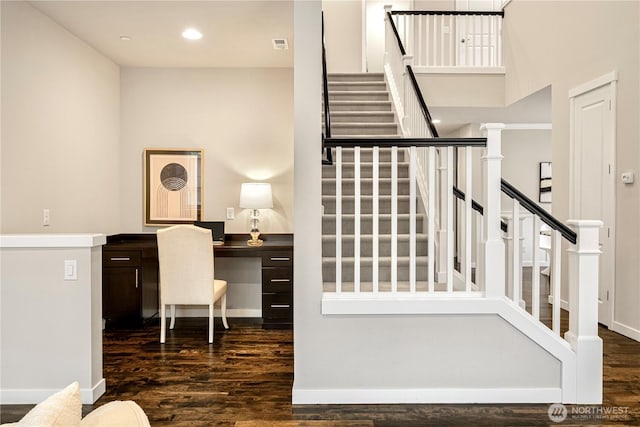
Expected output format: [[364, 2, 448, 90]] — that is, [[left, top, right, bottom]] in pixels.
[[322, 0, 364, 73], [119, 67, 294, 235], [503, 0, 640, 338], [0, 236, 105, 404], [365, 0, 413, 72], [293, 0, 561, 402], [1, 1, 121, 235]]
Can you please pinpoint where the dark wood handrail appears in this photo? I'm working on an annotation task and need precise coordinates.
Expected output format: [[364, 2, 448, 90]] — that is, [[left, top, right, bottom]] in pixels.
[[406, 65, 439, 138], [391, 10, 504, 17], [453, 186, 508, 233], [324, 137, 486, 148], [501, 178, 577, 244], [321, 12, 333, 165], [386, 11, 406, 56]]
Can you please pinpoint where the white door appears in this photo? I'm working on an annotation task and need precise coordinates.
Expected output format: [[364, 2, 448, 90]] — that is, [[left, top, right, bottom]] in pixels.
[[570, 77, 616, 327], [455, 0, 501, 67]]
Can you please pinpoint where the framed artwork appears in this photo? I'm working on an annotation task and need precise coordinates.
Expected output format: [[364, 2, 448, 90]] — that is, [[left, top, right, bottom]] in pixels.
[[144, 149, 203, 226], [539, 161, 552, 203]]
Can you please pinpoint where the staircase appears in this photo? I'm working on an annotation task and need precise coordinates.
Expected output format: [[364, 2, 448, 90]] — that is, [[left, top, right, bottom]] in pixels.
[[322, 73, 429, 292]]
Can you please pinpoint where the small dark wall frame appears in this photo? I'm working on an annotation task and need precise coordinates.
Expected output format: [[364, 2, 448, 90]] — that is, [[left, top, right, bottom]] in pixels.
[[144, 149, 203, 226], [539, 161, 552, 203]]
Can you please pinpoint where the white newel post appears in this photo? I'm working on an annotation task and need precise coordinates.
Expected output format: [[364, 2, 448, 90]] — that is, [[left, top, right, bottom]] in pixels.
[[565, 220, 603, 404], [383, 5, 392, 68], [481, 123, 505, 298]]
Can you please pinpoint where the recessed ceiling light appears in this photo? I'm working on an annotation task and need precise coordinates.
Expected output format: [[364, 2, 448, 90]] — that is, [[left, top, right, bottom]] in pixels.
[[182, 28, 203, 40], [432, 119, 441, 124], [119, 35, 131, 41]]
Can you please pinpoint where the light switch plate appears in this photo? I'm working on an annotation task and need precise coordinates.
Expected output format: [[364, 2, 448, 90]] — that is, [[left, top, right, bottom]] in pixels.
[[64, 260, 77, 280], [226, 207, 235, 220], [621, 171, 635, 184]]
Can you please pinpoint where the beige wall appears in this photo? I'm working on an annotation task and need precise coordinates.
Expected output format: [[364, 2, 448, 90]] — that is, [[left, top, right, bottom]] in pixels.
[[119, 67, 294, 234], [323, 0, 364, 73], [504, 1, 640, 335], [1, 1, 121, 234]]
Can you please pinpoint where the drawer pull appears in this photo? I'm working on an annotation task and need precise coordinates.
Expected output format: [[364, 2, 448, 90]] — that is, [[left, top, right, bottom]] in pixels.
[[270, 304, 291, 309], [270, 257, 290, 261], [135, 268, 139, 288], [110, 257, 131, 261], [270, 279, 291, 283]]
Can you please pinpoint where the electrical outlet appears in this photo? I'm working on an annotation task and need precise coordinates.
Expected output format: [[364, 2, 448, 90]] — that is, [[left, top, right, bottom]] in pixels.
[[43, 209, 50, 226], [226, 207, 235, 220]]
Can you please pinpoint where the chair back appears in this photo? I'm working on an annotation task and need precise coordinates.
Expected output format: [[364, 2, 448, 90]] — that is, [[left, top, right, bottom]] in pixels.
[[157, 225, 214, 305]]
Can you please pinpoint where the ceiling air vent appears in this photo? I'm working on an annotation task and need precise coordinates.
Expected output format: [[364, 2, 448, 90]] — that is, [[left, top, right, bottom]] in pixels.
[[272, 38, 289, 50]]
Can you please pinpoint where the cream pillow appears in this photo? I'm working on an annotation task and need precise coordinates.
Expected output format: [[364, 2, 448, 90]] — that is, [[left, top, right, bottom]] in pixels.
[[17, 382, 82, 427], [79, 401, 150, 427]]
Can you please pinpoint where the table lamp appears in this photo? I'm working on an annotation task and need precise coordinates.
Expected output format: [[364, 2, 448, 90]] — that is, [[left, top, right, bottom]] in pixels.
[[239, 182, 273, 246]]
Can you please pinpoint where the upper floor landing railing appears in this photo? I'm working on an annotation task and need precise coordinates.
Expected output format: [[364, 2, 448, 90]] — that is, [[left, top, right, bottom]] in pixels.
[[391, 9, 504, 69]]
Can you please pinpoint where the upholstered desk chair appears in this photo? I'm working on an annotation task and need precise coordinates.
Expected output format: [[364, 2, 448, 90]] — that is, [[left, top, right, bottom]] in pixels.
[[157, 224, 229, 343]]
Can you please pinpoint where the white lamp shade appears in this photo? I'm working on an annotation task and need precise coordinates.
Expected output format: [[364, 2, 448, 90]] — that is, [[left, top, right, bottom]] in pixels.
[[239, 183, 273, 209]]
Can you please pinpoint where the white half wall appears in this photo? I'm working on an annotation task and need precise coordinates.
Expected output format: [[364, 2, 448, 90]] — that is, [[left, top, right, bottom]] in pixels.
[[0, 235, 106, 404], [1, 1, 121, 235]]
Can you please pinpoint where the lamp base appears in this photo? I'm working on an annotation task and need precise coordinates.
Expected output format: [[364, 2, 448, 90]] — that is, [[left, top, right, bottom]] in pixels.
[[247, 238, 264, 247]]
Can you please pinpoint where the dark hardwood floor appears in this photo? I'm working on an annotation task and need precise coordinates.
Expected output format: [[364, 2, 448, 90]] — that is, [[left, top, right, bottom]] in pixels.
[[2, 274, 640, 426]]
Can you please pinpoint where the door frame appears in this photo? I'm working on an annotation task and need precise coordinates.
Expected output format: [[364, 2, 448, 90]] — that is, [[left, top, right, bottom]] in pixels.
[[568, 71, 617, 328]]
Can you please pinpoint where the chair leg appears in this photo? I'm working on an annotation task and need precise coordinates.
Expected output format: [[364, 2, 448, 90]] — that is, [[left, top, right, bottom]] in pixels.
[[170, 304, 176, 329], [160, 304, 166, 343], [209, 304, 214, 343], [221, 294, 229, 329]]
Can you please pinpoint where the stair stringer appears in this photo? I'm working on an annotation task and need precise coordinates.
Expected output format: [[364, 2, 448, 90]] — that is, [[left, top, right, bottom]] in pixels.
[[321, 295, 577, 404]]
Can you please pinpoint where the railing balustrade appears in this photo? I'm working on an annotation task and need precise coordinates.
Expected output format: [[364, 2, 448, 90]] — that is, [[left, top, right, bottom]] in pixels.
[[391, 10, 504, 69]]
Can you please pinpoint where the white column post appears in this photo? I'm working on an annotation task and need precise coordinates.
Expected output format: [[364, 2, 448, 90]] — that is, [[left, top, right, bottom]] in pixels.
[[383, 5, 392, 68], [565, 220, 603, 404], [481, 123, 505, 298]]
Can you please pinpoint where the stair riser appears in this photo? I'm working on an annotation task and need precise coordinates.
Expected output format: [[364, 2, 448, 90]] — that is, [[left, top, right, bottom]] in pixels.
[[328, 73, 385, 82], [322, 198, 411, 215], [323, 217, 424, 235], [331, 126, 398, 136], [329, 93, 389, 101], [323, 164, 410, 179], [327, 83, 387, 91], [330, 149, 406, 162], [322, 239, 429, 258], [322, 263, 429, 282], [327, 114, 395, 123], [328, 102, 392, 111], [322, 181, 411, 196]]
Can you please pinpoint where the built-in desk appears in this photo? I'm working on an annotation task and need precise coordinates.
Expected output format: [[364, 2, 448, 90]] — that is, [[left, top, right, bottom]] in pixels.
[[102, 233, 293, 329], [214, 234, 293, 329]]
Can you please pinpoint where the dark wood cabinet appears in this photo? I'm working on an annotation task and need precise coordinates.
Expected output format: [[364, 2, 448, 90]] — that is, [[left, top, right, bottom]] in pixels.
[[102, 233, 293, 329], [261, 250, 294, 329], [102, 236, 158, 329]]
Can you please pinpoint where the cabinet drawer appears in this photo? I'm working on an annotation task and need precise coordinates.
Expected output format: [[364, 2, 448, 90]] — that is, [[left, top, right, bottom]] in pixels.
[[262, 267, 293, 292], [262, 291, 292, 310], [262, 251, 293, 267], [104, 251, 140, 267]]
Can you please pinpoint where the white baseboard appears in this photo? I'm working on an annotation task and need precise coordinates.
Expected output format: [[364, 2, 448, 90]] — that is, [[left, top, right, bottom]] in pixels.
[[547, 295, 569, 311], [167, 308, 261, 318], [1, 378, 106, 404], [292, 387, 561, 404], [611, 320, 640, 342]]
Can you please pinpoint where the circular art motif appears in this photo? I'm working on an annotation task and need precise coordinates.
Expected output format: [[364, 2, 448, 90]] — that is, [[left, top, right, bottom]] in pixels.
[[160, 163, 188, 191]]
